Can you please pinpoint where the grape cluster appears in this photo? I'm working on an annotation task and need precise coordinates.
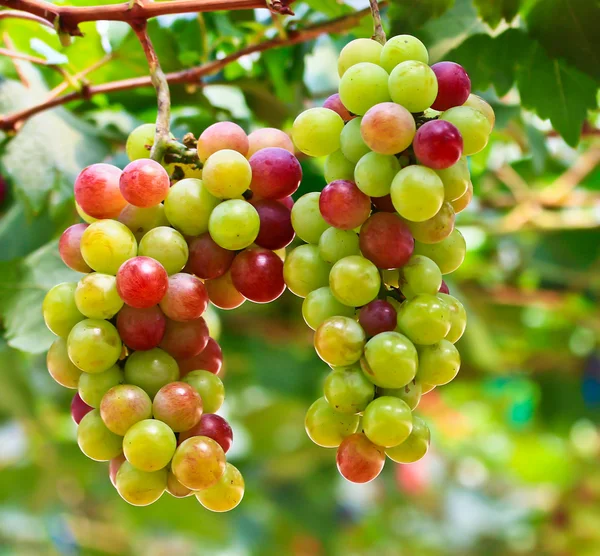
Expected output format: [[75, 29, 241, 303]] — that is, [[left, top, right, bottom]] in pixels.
[[291, 35, 493, 483]]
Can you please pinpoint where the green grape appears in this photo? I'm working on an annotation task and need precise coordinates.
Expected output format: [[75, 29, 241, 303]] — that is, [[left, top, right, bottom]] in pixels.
[[338, 38, 383, 76], [291, 192, 329, 244], [164, 178, 220, 236], [68, 319, 122, 374], [283, 244, 331, 298], [329, 255, 381, 307], [396, 294, 451, 345], [450, 181, 473, 214], [437, 293, 467, 343], [399, 255, 442, 299], [362, 331, 418, 388], [463, 94, 495, 129], [47, 337, 82, 388], [182, 370, 224, 413], [138, 226, 189, 275], [77, 409, 123, 461], [421, 383, 436, 395], [292, 108, 344, 157], [118, 203, 169, 241], [413, 229, 466, 274], [388, 61, 438, 113], [354, 152, 401, 197], [407, 202, 455, 244], [325, 150, 355, 182], [302, 287, 355, 330], [390, 166, 444, 222], [80, 220, 138, 275], [202, 149, 252, 199], [208, 199, 260, 251], [380, 35, 429, 73], [74, 273, 123, 320], [125, 123, 156, 161], [324, 366, 374, 414], [78, 364, 123, 408], [116, 461, 167, 506], [123, 419, 177, 472], [340, 118, 370, 163], [203, 304, 221, 340], [381, 268, 400, 288], [339, 63, 391, 116], [304, 397, 359, 448], [318, 228, 360, 264], [314, 316, 365, 367], [440, 106, 492, 155], [436, 157, 470, 201], [196, 462, 245, 512], [379, 379, 422, 410], [43, 282, 85, 337], [124, 348, 180, 398], [363, 396, 412, 447], [386, 415, 430, 463], [417, 339, 460, 386]]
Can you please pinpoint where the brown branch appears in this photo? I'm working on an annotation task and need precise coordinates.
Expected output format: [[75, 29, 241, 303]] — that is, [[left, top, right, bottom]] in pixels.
[[0, 46, 49, 65], [0, 8, 53, 28], [0, 4, 377, 132], [369, 0, 386, 45]]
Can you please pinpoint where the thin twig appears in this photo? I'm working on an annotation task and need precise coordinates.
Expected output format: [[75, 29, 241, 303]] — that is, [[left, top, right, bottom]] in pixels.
[[0, 46, 49, 65], [45, 53, 113, 100], [0, 8, 53, 28], [2, 32, 30, 87], [369, 0, 386, 45]]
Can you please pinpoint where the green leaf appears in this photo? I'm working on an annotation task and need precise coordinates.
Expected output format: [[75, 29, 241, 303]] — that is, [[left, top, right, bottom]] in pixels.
[[389, 0, 455, 36], [473, 0, 520, 28], [303, 0, 352, 18]]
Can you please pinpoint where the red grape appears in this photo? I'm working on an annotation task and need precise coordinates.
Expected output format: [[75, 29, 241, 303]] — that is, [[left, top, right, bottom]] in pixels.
[[359, 213, 414, 269], [359, 300, 397, 337], [159, 273, 208, 321], [116, 256, 169, 308], [59, 223, 91, 273], [413, 120, 463, 170], [431, 62, 471, 111], [185, 233, 235, 280], [205, 270, 245, 310], [247, 128, 294, 157], [74, 163, 126, 219], [177, 337, 223, 376], [249, 147, 302, 199], [152, 382, 203, 432], [179, 413, 233, 453], [336, 433, 385, 483], [119, 159, 170, 208], [278, 196, 294, 210], [116, 305, 166, 350], [319, 180, 371, 230], [159, 317, 209, 359], [360, 102, 416, 155], [323, 93, 354, 122], [251, 199, 295, 250], [230, 247, 285, 303], [372, 194, 396, 213], [109, 453, 127, 487], [439, 281, 450, 294], [71, 392, 93, 424], [197, 122, 249, 162]]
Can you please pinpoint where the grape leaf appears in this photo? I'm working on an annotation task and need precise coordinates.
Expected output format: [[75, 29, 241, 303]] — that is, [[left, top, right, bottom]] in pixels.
[[389, 0, 455, 36], [473, 0, 520, 28]]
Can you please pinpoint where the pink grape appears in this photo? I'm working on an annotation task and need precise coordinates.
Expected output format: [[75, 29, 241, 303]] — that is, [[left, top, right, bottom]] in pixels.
[[171, 436, 226, 490], [205, 270, 245, 310], [179, 413, 233, 453], [100, 384, 153, 436], [323, 93, 354, 122], [336, 433, 385, 483], [71, 392, 93, 424], [185, 233, 235, 280], [371, 194, 396, 213], [74, 163, 127, 219], [230, 247, 286, 303], [247, 128, 294, 157], [319, 180, 371, 230], [116, 256, 169, 308], [431, 62, 471, 111], [109, 453, 127, 487], [251, 199, 295, 250], [119, 159, 170, 207], [360, 102, 416, 155], [197, 122, 249, 162], [59, 224, 91, 273], [413, 120, 463, 170], [152, 381, 203, 432], [159, 317, 209, 359], [439, 281, 450, 294], [359, 213, 414, 269], [159, 273, 208, 321], [116, 305, 166, 351], [359, 300, 397, 337], [177, 337, 223, 376], [249, 147, 302, 199], [278, 196, 294, 210]]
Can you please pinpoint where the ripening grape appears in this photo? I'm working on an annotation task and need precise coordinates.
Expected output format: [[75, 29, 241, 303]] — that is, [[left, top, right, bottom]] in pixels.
[[413, 120, 463, 170], [177, 337, 223, 376], [380, 35, 429, 73], [354, 152, 401, 197], [329, 255, 381, 307], [43, 282, 85, 338], [78, 364, 123, 407], [406, 202, 455, 244], [438, 293, 467, 343], [125, 123, 156, 161], [67, 319, 122, 374], [388, 61, 438, 113], [100, 384, 153, 436], [358, 300, 397, 337], [390, 165, 445, 222], [396, 294, 451, 345], [360, 102, 416, 155], [314, 316, 366, 367], [413, 228, 466, 274], [109, 454, 126, 487], [59, 224, 91, 273], [379, 379, 422, 410], [436, 157, 470, 202], [304, 397, 359, 448], [318, 228, 360, 264], [208, 199, 260, 251], [77, 409, 123, 461], [167, 471, 193, 498], [450, 181, 473, 213], [195, 463, 244, 512], [324, 150, 355, 183], [116, 256, 169, 309], [182, 370, 224, 413], [336, 433, 385, 483], [283, 244, 331, 298], [179, 413, 233, 453], [362, 396, 413, 448], [159, 273, 208, 321], [120, 159, 170, 207], [417, 340, 461, 386], [290, 192, 329, 244], [399, 255, 442, 298], [47, 337, 82, 388], [361, 331, 418, 388], [74, 163, 126, 219], [202, 149, 252, 199], [251, 199, 295, 250], [302, 287, 355, 330], [152, 382, 203, 432], [338, 38, 383, 76], [339, 63, 391, 116], [386, 416, 430, 463], [159, 317, 209, 359], [359, 213, 414, 269], [76, 201, 97, 224], [463, 94, 495, 128], [230, 247, 286, 303], [197, 122, 249, 162], [440, 106, 491, 155], [116, 305, 166, 351], [124, 348, 180, 398], [205, 270, 245, 310], [172, 436, 226, 490], [324, 366, 374, 414], [118, 203, 169, 241], [80, 220, 137, 275], [71, 392, 93, 424], [319, 180, 371, 230], [292, 108, 344, 157], [431, 61, 471, 111], [123, 419, 177, 471], [249, 147, 302, 199], [116, 462, 167, 506], [323, 93, 354, 122], [138, 227, 189, 275], [439, 281, 450, 295], [247, 127, 294, 157], [340, 118, 370, 163], [185, 233, 236, 280], [164, 178, 221, 236]]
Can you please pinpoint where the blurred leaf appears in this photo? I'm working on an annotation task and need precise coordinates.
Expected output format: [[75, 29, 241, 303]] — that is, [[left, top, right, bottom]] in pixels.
[[473, 0, 520, 28], [389, 0, 455, 36]]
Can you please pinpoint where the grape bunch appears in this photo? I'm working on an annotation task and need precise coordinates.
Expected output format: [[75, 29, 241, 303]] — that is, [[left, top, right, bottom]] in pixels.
[[43, 121, 303, 510], [290, 35, 493, 483]]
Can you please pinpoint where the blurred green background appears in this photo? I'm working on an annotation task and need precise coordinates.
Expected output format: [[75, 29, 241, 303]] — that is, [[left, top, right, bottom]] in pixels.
[[0, 0, 599, 554]]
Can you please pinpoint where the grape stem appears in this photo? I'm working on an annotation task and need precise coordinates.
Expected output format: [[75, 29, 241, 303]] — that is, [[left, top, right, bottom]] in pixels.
[[368, 0, 386, 45]]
